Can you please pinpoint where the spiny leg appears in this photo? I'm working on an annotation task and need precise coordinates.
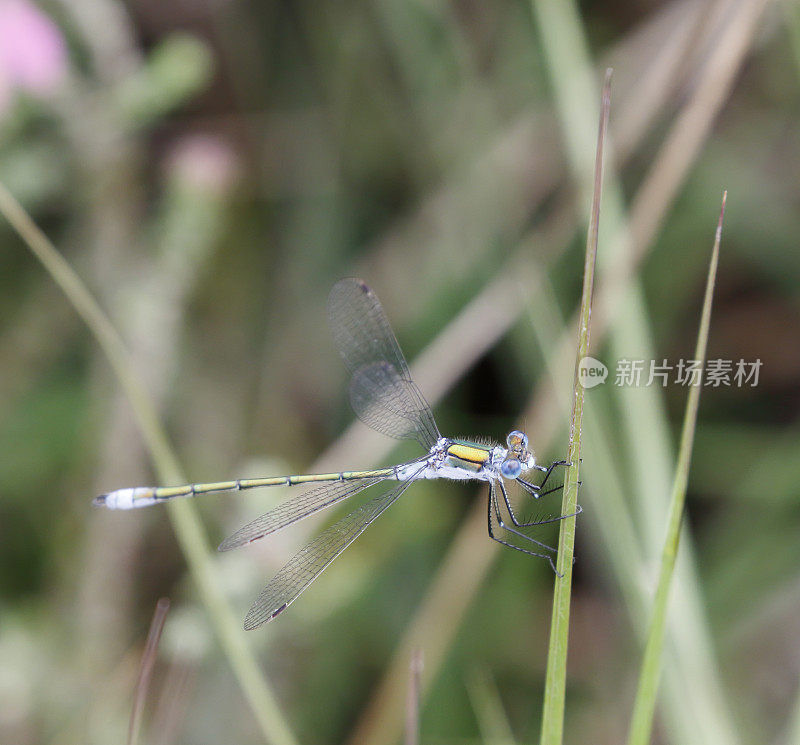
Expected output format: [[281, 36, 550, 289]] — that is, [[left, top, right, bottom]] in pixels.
[[517, 459, 570, 497], [499, 478, 581, 530], [486, 483, 560, 574], [517, 478, 567, 501]]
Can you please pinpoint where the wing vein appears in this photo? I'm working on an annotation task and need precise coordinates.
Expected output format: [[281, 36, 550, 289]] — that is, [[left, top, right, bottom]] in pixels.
[[327, 278, 440, 448], [243, 462, 426, 628]]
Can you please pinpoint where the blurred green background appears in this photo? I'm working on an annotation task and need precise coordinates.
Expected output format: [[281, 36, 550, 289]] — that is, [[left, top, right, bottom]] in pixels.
[[1, 1, 799, 744]]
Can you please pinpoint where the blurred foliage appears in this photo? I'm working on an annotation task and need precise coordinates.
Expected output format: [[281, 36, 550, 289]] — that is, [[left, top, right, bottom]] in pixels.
[[1, 1, 799, 745]]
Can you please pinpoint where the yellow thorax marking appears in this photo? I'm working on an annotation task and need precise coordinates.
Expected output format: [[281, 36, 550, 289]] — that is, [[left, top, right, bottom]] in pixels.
[[447, 443, 490, 464]]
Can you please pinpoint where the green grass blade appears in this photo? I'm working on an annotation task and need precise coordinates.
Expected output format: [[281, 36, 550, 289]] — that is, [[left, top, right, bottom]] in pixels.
[[466, 667, 518, 745], [0, 180, 299, 745], [783, 685, 800, 745], [626, 193, 727, 745], [531, 1, 759, 740], [539, 70, 611, 745]]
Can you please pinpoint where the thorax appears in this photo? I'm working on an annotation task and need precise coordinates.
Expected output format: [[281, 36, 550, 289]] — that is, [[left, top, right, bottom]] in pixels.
[[438, 438, 502, 480]]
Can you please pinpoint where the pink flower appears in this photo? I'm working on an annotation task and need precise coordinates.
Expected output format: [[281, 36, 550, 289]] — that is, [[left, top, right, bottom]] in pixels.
[[0, 0, 67, 111]]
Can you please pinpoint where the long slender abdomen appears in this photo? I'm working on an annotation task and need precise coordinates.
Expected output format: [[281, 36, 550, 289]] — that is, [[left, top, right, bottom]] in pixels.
[[94, 468, 395, 510]]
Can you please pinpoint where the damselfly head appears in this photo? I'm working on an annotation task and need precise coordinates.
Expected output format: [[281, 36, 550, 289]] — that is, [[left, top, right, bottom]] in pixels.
[[504, 430, 535, 475]]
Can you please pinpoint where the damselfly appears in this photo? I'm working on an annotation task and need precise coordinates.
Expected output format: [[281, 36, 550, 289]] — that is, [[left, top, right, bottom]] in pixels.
[[95, 279, 577, 629]]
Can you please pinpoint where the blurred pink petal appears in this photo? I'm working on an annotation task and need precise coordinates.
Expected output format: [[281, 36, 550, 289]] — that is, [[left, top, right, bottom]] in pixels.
[[0, 0, 67, 95], [166, 135, 240, 194]]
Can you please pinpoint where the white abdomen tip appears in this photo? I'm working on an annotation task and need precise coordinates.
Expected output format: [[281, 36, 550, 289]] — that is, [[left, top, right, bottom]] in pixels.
[[94, 487, 155, 510]]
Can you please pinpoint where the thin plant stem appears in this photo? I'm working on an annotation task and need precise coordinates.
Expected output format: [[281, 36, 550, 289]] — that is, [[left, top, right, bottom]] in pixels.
[[466, 668, 518, 745], [626, 192, 727, 745], [539, 69, 611, 745], [404, 649, 424, 745], [0, 180, 298, 745], [532, 2, 763, 742], [129, 598, 171, 745]]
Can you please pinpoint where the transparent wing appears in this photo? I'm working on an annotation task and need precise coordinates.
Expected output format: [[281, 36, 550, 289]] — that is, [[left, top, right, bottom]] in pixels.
[[327, 278, 440, 449], [218, 474, 387, 552], [349, 362, 435, 442], [243, 467, 422, 629], [328, 278, 414, 378]]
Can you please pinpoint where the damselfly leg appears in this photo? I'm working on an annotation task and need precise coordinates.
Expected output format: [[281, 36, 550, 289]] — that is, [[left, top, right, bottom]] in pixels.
[[487, 472, 582, 576], [487, 481, 560, 574], [516, 459, 571, 497]]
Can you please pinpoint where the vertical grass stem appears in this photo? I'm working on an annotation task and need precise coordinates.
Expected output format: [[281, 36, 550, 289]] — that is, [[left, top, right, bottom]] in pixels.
[[539, 69, 611, 745], [626, 192, 727, 745]]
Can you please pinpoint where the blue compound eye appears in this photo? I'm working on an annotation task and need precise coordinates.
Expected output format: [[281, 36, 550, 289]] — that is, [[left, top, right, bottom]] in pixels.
[[506, 430, 528, 451], [501, 458, 522, 479]]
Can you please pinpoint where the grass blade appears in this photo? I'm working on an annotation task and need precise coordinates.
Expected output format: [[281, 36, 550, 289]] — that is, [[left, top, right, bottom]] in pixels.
[[467, 668, 518, 745], [404, 649, 423, 745], [539, 69, 611, 745], [129, 598, 171, 745], [626, 192, 727, 745], [0, 180, 298, 745], [532, 1, 763, 741]]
